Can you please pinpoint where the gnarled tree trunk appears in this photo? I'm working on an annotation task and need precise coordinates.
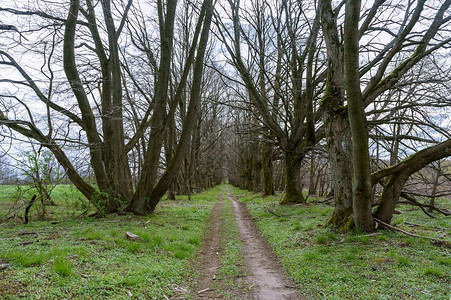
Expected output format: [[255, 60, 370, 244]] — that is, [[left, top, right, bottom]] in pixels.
[[373, 139, 451, 223], [280, 151, 305, 204]]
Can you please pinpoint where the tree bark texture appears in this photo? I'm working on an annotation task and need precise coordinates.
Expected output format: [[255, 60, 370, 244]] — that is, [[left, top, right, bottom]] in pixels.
[[344, 0, 374, 231], [320, 0, 354, 230], [280, 151, 305, 204], [262, 142, 274, 196]]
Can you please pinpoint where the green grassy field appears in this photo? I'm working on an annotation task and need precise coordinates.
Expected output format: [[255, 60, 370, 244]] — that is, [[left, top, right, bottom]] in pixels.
[[0, 184, 91, 221], [229, 186, 450, 300], [1, 184, 450, 299], [0, 185, 220, 299]]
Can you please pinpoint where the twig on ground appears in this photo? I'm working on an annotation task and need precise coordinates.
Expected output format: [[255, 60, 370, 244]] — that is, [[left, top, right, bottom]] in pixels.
[[356, 232, 380, 238], [197, 287, 210, 294], [264, 206, 282, 217], [18, 231, 39, 236], [309, 196, 334, 204], [89, 244, 99, 255], [318, 289, 327, 300], [19, 240, 37, 246], [264, 206, 291, 218]]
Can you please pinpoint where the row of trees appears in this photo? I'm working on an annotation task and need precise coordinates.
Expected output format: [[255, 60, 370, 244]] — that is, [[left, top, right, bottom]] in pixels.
[[0, 0, 224, 216], [1, 0, 450, 231], [217, 0, 450, 230]]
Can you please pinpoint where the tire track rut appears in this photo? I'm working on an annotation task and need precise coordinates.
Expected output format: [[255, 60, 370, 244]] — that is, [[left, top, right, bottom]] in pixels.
[[193, 188, 299, 299], [228, 188, 299, 300]]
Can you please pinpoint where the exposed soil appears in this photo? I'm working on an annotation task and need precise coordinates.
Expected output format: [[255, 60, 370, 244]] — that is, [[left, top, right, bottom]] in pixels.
[[227, 188, 299, 300], [192, 192, 225, 299], [192, 189, 300, 299]]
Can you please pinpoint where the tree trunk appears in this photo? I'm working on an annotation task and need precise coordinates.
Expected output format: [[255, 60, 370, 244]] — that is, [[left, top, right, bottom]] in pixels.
[[64, 0, 112, 198], [253, 163, 262, 193], [245, 155, 253, 190], [429, 164, 441, 212], [320, 0, 355, 230], [128, 0, 178, 215], [141, 0, 213, 212], [372, 139, 451, 223], [325, 109, 354, 229], [101, 0, 133, 212], [262, 142, 274, 196], [374, 173, 409, 223], [252, 140, 262, 193], [344, 0, 374, 232], [280, 151, 305, 204], [308, 154, 316, 195]]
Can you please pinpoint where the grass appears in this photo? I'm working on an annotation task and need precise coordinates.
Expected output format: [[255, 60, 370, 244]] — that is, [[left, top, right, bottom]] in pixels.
[[0, 185, 221, 299], [229, 185, 451, 300], [52, 256, 74, 276], [214, 196, 249, 298], [0, 184, 92, 221], [2, 183, 449, 299]]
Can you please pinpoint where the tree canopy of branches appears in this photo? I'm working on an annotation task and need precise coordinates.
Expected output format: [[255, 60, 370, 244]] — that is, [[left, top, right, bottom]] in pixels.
[[216, 0, 451, 231], [0, 0, 215, 215], [0, 0, 450, 231]]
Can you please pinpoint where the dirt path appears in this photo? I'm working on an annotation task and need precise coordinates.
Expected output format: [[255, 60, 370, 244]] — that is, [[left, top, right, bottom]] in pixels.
[[227, 188, 299, 300], [192, 189, 299, 299], [192, 192, 225, 299]]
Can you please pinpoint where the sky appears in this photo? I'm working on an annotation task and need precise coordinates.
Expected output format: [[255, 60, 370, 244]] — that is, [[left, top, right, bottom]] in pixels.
[[1, 0, 450, 174]]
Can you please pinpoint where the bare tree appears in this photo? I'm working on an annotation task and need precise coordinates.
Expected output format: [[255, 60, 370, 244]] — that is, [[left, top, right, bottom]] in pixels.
[[0, 0, 215, 215], [216, 0, 322, 203], [320, 0, 451, 230]]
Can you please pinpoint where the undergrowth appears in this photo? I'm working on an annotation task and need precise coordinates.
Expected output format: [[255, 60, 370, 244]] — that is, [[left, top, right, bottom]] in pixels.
[[0, 186, 221, 299]]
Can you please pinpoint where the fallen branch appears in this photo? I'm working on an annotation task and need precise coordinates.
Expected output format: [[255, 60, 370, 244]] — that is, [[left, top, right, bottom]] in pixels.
[[264, 206, 282, 217], [284, 284, 297, 288], [18, 231, 39, 236], [197, 288, 210, 294], [405, 191, 451, 198], [318, 288, 327, 300], [264, 206, 290, 218], [309, 196, 334, 204], [19, 240, 37, 246], [374, 218, 450, 247]]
